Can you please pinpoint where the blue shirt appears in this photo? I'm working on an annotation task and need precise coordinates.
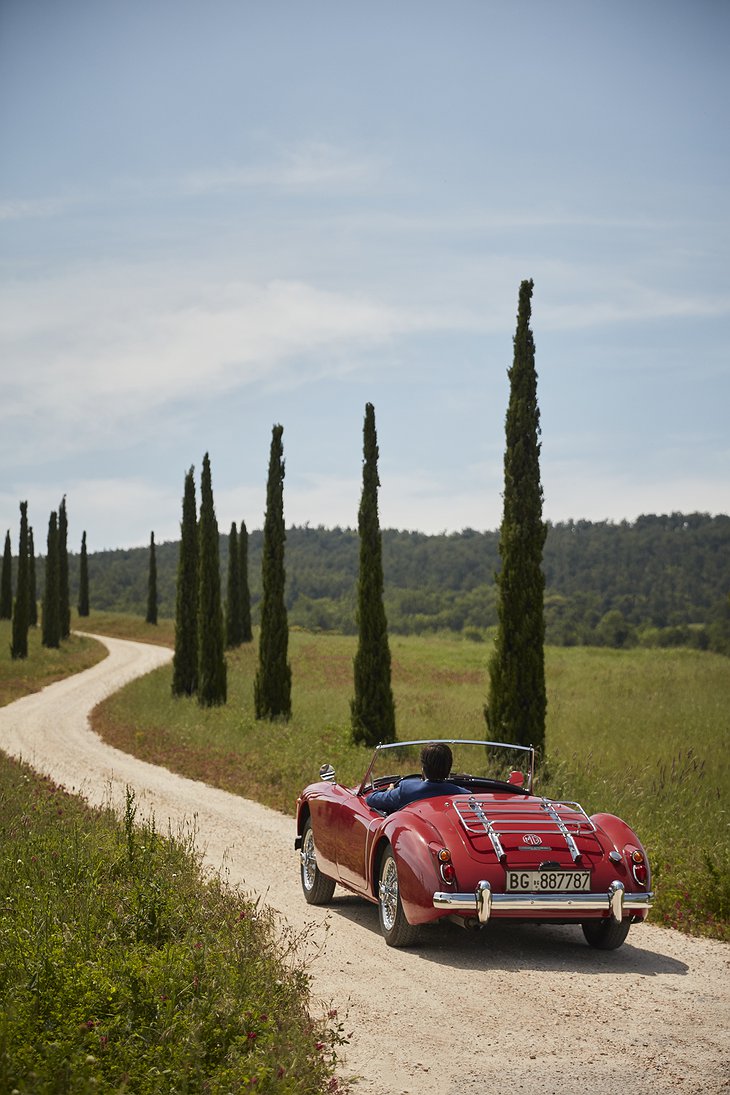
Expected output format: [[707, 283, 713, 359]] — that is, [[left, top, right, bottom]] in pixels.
[[366, 777, 468, 815]]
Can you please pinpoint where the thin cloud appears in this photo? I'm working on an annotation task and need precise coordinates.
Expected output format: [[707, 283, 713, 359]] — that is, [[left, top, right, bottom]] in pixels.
[[181, 141, 380, 196], [0, 196, 73, 222], [0, 268, 428, 466]]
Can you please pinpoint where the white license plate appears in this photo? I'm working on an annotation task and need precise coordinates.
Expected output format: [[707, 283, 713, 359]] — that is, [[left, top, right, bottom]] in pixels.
[[506, 870, 591, 892]]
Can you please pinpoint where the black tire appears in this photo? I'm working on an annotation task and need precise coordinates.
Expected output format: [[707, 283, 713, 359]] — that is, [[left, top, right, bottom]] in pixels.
[[582, 917, 631, 950], [300, 818, 335, 906], [378, 847, 420, 947]]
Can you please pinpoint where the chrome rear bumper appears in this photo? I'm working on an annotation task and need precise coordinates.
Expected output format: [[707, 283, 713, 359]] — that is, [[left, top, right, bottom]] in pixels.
[[433, 879, 653, 924]]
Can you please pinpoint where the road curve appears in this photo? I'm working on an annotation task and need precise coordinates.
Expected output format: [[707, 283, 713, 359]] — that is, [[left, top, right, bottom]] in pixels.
[[0, 634, 727, 1095]]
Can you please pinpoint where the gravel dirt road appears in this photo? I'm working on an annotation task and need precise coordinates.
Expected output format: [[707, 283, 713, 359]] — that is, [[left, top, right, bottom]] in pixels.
[[0, 634, 727, 1094]]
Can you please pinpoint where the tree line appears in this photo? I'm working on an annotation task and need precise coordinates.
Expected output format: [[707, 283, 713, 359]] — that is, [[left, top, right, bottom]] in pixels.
[[17, 512, 724, 653]]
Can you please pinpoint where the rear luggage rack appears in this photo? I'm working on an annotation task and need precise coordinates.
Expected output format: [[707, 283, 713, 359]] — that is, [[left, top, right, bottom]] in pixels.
[[454, 796, 598, 864]]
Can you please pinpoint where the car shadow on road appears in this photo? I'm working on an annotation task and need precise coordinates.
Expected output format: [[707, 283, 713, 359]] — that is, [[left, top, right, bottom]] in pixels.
[[327, 890, 689, 977]]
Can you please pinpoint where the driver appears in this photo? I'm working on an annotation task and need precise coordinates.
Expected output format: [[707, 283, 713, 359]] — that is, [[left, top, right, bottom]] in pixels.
[[366, 743, 467, 815]]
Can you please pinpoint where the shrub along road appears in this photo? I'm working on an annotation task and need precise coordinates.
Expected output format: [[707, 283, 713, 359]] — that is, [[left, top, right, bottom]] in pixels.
[[0, 634, 727, 1095]]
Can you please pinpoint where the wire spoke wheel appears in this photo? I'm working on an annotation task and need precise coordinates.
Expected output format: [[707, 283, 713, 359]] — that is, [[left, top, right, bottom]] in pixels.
[[300, 819, 335, 905], [379, 855, 399, 932], [377, 847, 420, 947]]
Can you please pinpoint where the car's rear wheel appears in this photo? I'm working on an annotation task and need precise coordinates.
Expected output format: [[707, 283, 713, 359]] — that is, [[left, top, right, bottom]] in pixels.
[[582, 917, 631, 950], [300, 818, 335, 905], [378, 847, 420, 947]]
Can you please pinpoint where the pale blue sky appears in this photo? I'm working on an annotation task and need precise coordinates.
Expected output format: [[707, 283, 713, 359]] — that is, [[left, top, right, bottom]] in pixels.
[[1, 0, 728, 551]]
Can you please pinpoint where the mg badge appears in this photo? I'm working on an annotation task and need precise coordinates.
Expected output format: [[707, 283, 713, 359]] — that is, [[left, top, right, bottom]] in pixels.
[[523, 834, 542, 846]]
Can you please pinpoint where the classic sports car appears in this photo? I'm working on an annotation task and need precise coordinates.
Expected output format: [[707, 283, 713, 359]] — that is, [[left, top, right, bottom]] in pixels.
[[295, 739, 654, 948]]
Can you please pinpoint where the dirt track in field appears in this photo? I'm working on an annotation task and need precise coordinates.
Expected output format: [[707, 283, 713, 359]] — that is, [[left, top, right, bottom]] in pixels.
[[1, 634, 727, 1095]]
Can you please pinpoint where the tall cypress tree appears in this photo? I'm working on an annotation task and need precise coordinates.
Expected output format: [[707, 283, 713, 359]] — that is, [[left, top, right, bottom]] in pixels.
[[0, 531, 12, 619], [58, 496, 70, 640], [485, 279, 547, 753], [239, 519, 253, 643], [28, 527, 37, 627], [254, 425, 291, 720], [78, 531, 90, 617], [197, 453, 227, 706], [11, 501, 30, 659], [225, 522, 243, 648], [351, 403, 396, 746], [146, 531, 158, 625], [42, 511, 61, 649], [172, 467, 198, 697]]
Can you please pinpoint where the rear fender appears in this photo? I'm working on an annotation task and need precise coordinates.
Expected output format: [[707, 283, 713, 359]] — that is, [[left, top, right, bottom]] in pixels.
[[592, 812, 652, 894], [369, 813, 444, 925]]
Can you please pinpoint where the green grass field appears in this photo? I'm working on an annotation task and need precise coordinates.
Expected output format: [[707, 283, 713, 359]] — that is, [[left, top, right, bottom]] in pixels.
[[83, 614, 729, 942]]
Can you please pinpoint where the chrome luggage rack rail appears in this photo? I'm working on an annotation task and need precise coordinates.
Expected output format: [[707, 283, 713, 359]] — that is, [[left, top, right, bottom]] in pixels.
[[453, 796, 598, 864]]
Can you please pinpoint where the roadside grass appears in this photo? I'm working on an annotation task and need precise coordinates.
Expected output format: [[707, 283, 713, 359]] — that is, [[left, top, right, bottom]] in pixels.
[[74, 610, 176, 648], [0, 752, 346, 1093], [0, 620, 105, 708], [88, 617, 730, 942]]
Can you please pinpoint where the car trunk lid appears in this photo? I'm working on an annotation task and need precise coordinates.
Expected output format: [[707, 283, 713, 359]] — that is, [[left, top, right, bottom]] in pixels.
[[452, 795, 601, 866]]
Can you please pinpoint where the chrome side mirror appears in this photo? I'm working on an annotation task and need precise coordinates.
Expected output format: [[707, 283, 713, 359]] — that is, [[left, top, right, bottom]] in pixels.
[[320, 763, 336, 783]]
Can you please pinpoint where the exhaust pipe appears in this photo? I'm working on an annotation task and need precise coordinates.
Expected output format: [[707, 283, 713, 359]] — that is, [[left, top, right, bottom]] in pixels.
[[448, 915, 482, 932]]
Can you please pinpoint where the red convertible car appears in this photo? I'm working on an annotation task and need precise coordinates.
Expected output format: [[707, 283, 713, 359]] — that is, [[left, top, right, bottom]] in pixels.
[[295, 739, 654, 948]]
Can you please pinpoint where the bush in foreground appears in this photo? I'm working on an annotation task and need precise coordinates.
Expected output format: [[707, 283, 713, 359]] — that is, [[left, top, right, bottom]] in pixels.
[[0, 754, 346, 1093]]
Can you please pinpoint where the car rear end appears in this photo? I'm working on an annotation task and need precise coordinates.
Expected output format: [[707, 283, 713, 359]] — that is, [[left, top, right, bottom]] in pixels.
[[431, 794, 653, 937]]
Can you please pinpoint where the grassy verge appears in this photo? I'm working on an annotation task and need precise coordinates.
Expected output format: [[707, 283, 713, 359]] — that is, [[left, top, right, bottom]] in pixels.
[[89, 616, 730, 942], [0, 621, 106, 708], [0, 752, 345, 1093], [73, 610, 176, 648]]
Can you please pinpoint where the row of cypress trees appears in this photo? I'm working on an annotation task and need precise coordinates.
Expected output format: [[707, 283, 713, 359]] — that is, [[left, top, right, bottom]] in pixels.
[[2, 496, 91, 660], [166, 411, 397, 740], [171, 454, 254, 708]]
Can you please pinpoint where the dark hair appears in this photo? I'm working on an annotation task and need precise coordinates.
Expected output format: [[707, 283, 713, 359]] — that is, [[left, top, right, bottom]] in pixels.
[[420, 743, 453, 782]]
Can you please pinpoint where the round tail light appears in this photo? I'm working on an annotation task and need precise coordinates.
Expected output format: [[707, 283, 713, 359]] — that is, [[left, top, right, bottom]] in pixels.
[[440, 862, 456, 883]]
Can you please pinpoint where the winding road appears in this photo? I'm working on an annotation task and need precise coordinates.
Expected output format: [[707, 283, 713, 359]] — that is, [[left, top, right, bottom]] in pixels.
[[0, 634, 727, 1094]]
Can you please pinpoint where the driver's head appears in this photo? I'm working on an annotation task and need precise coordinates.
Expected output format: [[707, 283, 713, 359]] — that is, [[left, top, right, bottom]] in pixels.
[[420, 743, 453, 782]]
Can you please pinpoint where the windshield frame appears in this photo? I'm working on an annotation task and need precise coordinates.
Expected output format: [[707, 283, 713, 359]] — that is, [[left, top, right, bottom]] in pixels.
[[357, 738, 535, 796]]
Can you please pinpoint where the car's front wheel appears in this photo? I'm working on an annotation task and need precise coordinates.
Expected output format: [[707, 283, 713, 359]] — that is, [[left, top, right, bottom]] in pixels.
[[378, 847, 420, 947], [582, 917, 631, 950], [300, 818, 335, 905]]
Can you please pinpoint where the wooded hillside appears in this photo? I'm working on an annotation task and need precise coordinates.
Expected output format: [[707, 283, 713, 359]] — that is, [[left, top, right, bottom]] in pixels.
[[49, 513, 730, 652]]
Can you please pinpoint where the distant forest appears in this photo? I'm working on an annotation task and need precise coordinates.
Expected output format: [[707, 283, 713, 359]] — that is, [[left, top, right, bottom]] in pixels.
[[46, 512, 729, 654]]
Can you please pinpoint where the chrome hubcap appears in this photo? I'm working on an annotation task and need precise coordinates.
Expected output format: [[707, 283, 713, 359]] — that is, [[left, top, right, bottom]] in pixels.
[[301, 830, 317, 890], [379, 857, 398, 931]]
